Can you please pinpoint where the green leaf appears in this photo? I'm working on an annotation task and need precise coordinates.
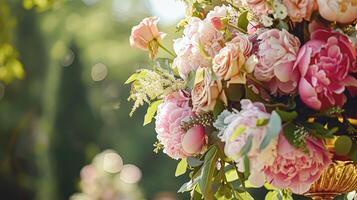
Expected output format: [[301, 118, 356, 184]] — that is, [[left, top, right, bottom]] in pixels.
[[125, 73, 139, 84], [257, 118, 269, 126], [230, 125, 246, 142], [277, 20, 289, 31], [178, 178, 199, 193], [186, 70, 196, 89], [236, 192, 254, 200], [335, 136, 353, 156], [260, 111, 282, 150], [275, 108, 298, 122], [198, 146, 218, 196], [225, 167, 239, 182], [244, 85, 265, 103], [237, 11, 249, 32], [213, 100, 225, 119], [243, 156, 250, 178], [187, 157, 204, 168], [282, 122, 302, 149], [239, 135, 253, 158], [350, 147, 357, 163], [303, 122, 335, 138], [225, 84, 243, 102], [143, 100, 162, 126], [265, 191, 279, 200], [175, 158, 188, 177]]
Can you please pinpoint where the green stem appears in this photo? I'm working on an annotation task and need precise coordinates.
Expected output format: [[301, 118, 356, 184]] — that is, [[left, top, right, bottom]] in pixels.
[[158, 42, 176, 57], [227, 23, 247, 34], [246, 74, 270, 91]]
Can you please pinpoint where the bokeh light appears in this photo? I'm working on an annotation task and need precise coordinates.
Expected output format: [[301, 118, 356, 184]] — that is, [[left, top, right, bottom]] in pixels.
[[91, 62, 108, 82], [120, 164, 142, 184]]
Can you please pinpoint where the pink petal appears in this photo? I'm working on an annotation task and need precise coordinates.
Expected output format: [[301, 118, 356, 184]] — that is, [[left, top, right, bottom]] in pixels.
[[299, 78, 321, 110]]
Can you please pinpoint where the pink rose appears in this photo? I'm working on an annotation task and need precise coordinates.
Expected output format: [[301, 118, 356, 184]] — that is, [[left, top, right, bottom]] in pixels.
[[242, 0, 271, 16], [192, 70, 225, 113], [155, 91, 206, 159], [317, 0, 357, 24], [254, 29, 301, 94], [219, 100, 276, 187], [205, 5, 240, 25], [211, 17, 225, 30], [212, 43, 246, 83], [129, 17, 166, 50], [264, 134, 331, 194], [283, 0, 316, 22], [231, 34, 253, 57], [296, 29, 357, 110]]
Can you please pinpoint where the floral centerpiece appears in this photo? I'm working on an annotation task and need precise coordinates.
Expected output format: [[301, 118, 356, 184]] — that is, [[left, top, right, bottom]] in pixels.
[[127, 0, 357, 199]]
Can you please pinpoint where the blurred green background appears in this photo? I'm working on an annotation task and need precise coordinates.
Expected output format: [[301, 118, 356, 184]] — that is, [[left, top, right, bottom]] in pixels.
[[0, 0, 189, 199]]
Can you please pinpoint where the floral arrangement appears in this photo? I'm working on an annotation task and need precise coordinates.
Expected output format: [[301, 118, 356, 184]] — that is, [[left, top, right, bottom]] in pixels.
[[127, 0, 357, 199]]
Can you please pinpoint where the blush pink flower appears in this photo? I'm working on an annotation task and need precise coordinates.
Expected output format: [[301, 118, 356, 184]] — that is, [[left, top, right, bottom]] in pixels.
[[283, 0, 317, 22], [296, 29, 357, 110], [129, 17, 166, 50], [254, 29, 301, 94], [173, 37, 211, 79], [155, 91, 206, 159], [242, 0, 271, 16], [184, 17, 224, 56], [219, 99, 277, 187], [231, 34, 253, 57], [210, 17, 225, 30], [191, 69, 226, 113], [317, 0, 357, 24], [264, 134, 331, 194], [212, 43, 246, 84]]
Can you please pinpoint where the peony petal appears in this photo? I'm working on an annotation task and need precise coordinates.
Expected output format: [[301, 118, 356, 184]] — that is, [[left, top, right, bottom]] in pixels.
[[274, 62, 294, 82], [299, 78, 321, 110]]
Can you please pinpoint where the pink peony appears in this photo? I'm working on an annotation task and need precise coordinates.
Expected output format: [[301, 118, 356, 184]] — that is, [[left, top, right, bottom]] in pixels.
[[155, 91, 206, 159], [173, 37, 211, 79], [129, 17, 166, 50], [317, 0, 357, 24], [173, 17, 224, 79], [296, 29, 357, 110], [254, 29, 301, 94], [184, 17, 224, 56], [219, 99, 277, 187], [264, 134, 331, 194], [283, 0, 316, 22]]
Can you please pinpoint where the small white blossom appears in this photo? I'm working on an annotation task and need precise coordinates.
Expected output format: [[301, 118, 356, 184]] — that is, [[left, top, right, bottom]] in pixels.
[[273, 1, 288, 19], [128, 69, 185, 116], [261, 15, 274, 27]]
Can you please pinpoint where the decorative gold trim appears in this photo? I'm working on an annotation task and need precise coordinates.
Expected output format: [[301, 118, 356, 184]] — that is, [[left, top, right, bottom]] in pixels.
[[305, 161, 357, 200]]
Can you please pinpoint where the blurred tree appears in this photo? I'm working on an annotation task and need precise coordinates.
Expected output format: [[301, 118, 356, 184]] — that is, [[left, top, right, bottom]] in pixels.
[[52, 43, 101, 199]]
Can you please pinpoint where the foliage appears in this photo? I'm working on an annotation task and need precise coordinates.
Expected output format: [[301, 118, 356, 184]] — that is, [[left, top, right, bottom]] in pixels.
[[0, 2, 25, 84]]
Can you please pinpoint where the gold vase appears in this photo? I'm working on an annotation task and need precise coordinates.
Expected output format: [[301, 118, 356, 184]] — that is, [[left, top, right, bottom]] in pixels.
[[304, 161, 357, 200]]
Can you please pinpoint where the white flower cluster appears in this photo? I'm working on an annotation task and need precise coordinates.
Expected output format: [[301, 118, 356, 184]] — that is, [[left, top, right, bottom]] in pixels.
[[128, 69, 185, 116]]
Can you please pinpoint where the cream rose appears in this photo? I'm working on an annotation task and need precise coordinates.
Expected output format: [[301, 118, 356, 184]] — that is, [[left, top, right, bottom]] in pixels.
[[212, 43, 245, 83], [283, 0, 316, 22], [317, 0, 357, 23], [192, 70, 225, 113]]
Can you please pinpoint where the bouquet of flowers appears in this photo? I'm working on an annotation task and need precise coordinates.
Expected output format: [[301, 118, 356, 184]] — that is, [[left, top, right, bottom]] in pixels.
[[127, 0, 357, 199]]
